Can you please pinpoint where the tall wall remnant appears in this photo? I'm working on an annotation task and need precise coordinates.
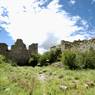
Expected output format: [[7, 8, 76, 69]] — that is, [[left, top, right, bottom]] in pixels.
[[9, 39, 29, 65], [29, 43, 38, 56], [0, 39, 38, 65], [0, 43, 8, 56]]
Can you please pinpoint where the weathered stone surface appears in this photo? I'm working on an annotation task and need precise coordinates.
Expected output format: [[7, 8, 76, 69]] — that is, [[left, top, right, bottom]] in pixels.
[[0, 43, 8, 56], [9, 39, 29, 65], [51, 38, 95, 52], [0, 39, 38, 65], [29, 43, 38, 55]]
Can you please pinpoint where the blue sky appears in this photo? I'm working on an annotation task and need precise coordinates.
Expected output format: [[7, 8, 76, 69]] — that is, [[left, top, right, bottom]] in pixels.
[[0, 0, 95, 53]]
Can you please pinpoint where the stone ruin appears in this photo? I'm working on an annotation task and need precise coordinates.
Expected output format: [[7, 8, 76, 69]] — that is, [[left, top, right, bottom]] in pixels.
[[0, 39, 38, 65], [0, 43, 8, 57], [51, 38, 95, 52], [29, 43, 38, 56], [0, 38, 95, 65], [61, 38, 95, 52]]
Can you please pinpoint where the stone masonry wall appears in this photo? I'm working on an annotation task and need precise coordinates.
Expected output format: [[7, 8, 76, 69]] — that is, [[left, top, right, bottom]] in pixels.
[[9, 39, 29, 65], [0, 43, 8, 57], [61, 38, 95, 52], [29, 43, 38, 56], [0, 39, 38, 65]]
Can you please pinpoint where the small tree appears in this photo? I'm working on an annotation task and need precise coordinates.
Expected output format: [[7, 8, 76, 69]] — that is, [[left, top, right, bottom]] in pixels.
[[39, 48, 62, 66], [49, 48, 62, 63], [61, 48, 95, 70], [61, 50, 77, 69], [83, 48, 95, 69], [39, 52, 50, 66], [28, 54, 40, 67]]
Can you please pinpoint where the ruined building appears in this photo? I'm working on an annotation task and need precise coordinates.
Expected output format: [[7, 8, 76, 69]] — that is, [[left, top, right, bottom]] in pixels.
[[51, 38, 95, 52], [0, 43, 8, 57], [0, 39, 38, 65], [61, 39, 95, 52], [29, 43, 38, 55]]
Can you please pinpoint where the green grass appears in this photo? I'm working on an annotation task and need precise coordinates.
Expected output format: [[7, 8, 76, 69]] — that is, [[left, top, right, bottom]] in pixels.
[[0, 62, 95, 95]]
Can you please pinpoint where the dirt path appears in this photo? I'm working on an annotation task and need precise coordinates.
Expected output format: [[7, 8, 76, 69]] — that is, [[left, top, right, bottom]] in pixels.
[[38, 73, 46, 81], [38, 73, 46, 95]]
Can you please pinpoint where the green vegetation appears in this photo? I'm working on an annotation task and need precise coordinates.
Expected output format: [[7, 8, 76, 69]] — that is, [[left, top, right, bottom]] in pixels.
[[61, 50, 77, 69], [39, 48, 61, 66], [28, 54, 40, 67], [82, 48, 95, 69], [39, 52, 50, 66], [0, 55, 95, 95], [61, 49, 95, 69]]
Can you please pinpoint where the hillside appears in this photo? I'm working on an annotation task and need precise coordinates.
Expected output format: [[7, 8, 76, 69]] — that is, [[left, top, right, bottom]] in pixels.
[[0, 55, 95, 95]]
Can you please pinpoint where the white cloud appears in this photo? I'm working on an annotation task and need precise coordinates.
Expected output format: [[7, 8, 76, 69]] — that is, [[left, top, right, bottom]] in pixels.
[[69, 0, 76, 5], [47, 0, 62, 11], [91, 0, 95, 4], [92, 0, 95, 2], [0, 0, 86, 53]]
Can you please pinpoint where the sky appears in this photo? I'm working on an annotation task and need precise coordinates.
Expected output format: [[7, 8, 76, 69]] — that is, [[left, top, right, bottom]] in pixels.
[[0, 0, 95, 53]]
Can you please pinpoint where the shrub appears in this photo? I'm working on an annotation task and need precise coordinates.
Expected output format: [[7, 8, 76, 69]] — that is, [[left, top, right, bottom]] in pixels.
[[61, 50, 77, 69], [39, 52, 50, 66], [0, 55, 9, 64], [82, 49, 95, 69], [61, 48, 95, 70], [0, 55, 5, 63], [39, 48, 62, 66], [49, 48, 62, 63], [28, 54, 40, 67], [74, 52, 85, 69]]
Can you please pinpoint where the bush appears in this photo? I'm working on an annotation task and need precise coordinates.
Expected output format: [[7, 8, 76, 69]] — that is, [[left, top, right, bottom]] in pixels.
[[61, 50, 77, 69], [0, 55, 5, 63], [82, 49, 95, 69], [39, 52, 50, 66], [74, 52, 85, 69], [61, 48, 95, 70], [28, 54, 40, 67], [39, 48, 62, 66], [0, 55, 9, 64], [49, 48, 62, 63]]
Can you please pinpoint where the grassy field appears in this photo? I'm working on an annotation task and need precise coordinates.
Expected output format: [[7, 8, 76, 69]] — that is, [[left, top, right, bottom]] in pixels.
[[0, 62, 95, 95]]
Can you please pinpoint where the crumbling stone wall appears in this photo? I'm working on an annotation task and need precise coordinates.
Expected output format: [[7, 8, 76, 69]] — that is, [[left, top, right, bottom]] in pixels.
[[61, 40, 72, 51], [0, 43, 8, 57], [9, 39, 29, 65], [29, 43, 38, 56], [61, 38, 95, 52], [0, 39, 38, 65]]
